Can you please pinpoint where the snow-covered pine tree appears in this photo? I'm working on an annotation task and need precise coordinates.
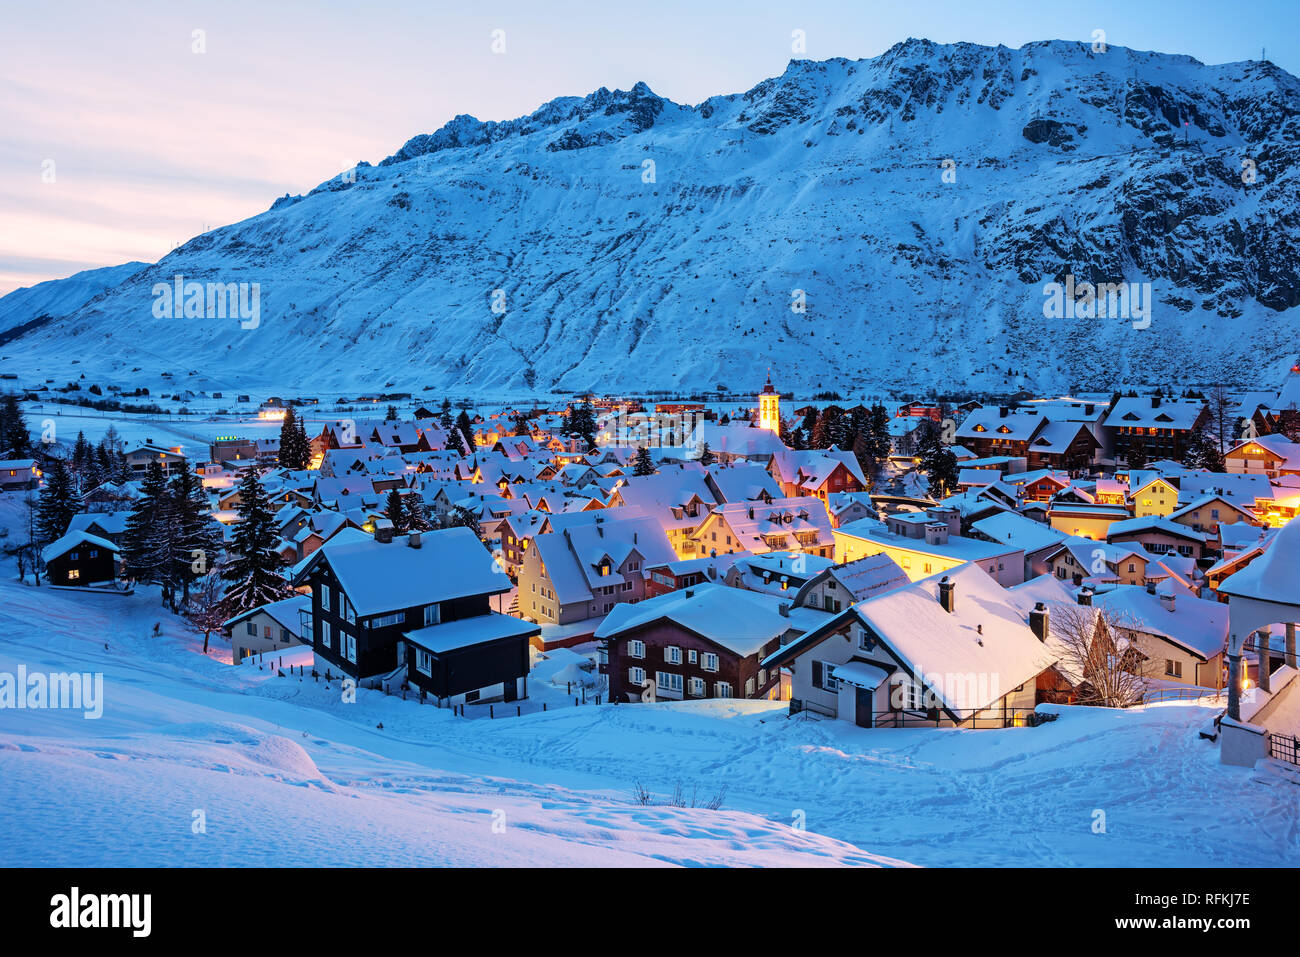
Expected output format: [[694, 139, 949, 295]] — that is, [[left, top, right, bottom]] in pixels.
[[0, 393, 30, 458], [35, 457, 77, 544], [455, 410, 476, 453], [122, 460, 169, 586], [220, 468, 293, 616], [167, 463, 222, 610], [278, 407, 309, 470], [633, 446, 655, 476], [385, 488, 408, 533], [71, 431, 92, 489], [446, 419, 468, 455], [403, 492, 431, 531]]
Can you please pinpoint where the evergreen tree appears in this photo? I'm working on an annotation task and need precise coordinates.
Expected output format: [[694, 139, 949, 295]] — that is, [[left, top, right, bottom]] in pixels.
[[566, 396, 597, 450], [166, 463, 222, 610], [868, 403, 893, 461], [70, 431, 92, 488], [385, 488, 409, 533], [122, 460, 169, 585], [810, 406, 847, 449], [441, 504, 481, 536], [404, 493, 431, 532], [220, 469, 292, 615], [438, 398, 454, 431], [925, 448, 960, 499], [0, 393, 30, 458], [35, 458, 76, 544], [699, 442, 715, 466], [446, 423, 468, 456], [1184, 430, 1225, 471], [386, 404, 399, 422], [278, 408, 311, 470], [851, 430, 876, 491], [633, 446, 655, 476], [455, 410, 476, 453]]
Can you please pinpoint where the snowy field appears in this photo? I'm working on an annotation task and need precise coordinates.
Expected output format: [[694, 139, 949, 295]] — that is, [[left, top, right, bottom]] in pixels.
[[2, 580, 1297, 867]]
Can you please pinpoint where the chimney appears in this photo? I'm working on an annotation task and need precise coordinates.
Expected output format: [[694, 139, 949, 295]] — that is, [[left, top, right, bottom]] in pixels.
[[1159, 592, 1176, 613], [375, 525, 394, 544], [1029, 601, 1049, 642], [779, 602, 790, 618], [1145, 580, 1156, 595], [938, 576, 956, 613], [407, 531, 422, 549], [998, 406, 1009, 418], [1077, 587, 1093, 606], [1152, 396, 1161, 409], [685, 588, 694, 599]]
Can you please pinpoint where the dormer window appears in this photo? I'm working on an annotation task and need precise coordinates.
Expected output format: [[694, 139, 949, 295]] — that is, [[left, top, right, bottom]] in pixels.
[[600, 561, 611, 577]]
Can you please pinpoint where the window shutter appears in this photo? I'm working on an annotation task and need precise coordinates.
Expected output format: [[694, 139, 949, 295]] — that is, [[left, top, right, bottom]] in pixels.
[[812, 661, 823, 688]]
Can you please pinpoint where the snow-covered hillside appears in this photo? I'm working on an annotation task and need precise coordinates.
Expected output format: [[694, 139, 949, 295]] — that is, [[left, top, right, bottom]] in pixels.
[[2, 39, 1298, 396], [0, 262, 146, 343], [1, 580, 1295, 867]]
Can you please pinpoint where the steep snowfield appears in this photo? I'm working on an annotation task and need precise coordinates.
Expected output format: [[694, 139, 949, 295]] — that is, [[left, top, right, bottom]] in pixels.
[[1, 579, 1296, 867], [1, 39, 1298, 397]]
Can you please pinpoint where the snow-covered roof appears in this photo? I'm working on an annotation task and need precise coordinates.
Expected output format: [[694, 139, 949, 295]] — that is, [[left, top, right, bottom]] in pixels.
[[1219, 518, 1300, 607], [767, 563, 1056, 714], [1106, 515, 1207, 542], [972, 510, 1067, 554], [40, 531, 119, 564], [596, 582, 824, 657], [818, 553, 910, 602], [223, 594, 312, 635], [315, 527, 509, 617], [1106, 396, 1205, 431], [831, 661, 893, 690], [1091, 586, 1228, 660], [404, 612, 539, 654]]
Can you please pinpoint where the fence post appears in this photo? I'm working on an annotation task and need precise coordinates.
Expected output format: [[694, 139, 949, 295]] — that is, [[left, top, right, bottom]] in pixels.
[[490, 705, 494, 719]]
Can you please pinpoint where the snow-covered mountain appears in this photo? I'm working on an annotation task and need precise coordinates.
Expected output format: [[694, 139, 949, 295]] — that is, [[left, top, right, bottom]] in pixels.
[[4, 39, 1299, 396], [0, 262, 146, 344]]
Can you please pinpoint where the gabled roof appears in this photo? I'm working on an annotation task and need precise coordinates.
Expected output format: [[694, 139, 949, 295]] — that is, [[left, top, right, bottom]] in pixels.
[[1219, 518, 1300, 606], [1091, 586, 1228, 660], [765, 563, 1056, 714], [223, 594, 312, 635], [313, 527, 510, 617], [41, 531, 120, 564], [1106, 396, 1206, 430], [596, 582, 824, 657]]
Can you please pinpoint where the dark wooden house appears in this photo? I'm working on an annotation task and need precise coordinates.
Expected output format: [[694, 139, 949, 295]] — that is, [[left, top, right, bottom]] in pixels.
[[41, 532, 120, 587], [303, 526, 535, 704]]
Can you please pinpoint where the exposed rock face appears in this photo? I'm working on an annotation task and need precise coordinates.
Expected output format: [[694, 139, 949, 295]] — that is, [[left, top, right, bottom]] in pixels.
[[3, 39, 1298, 396]]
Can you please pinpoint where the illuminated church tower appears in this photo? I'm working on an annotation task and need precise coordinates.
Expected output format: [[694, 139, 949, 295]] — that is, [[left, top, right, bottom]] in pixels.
[[758, 373, 780, 433]]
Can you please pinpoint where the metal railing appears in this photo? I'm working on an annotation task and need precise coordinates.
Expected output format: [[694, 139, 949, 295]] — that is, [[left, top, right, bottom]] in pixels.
[[1269, 733, 1300, 767], [1139, 686, 1225, 706]]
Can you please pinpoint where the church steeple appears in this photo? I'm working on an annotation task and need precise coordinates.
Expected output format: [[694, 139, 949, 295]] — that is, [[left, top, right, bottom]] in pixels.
[[758, 373, 780, 433]]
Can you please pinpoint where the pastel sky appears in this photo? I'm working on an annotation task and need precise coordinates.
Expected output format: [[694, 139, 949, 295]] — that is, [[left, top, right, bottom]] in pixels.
[[2, 0, 1294, 296]]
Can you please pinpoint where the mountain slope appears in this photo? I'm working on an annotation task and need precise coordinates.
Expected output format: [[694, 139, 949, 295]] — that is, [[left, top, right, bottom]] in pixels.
[[3, 39, 1298, 396], [0, 262, 147, 345]]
